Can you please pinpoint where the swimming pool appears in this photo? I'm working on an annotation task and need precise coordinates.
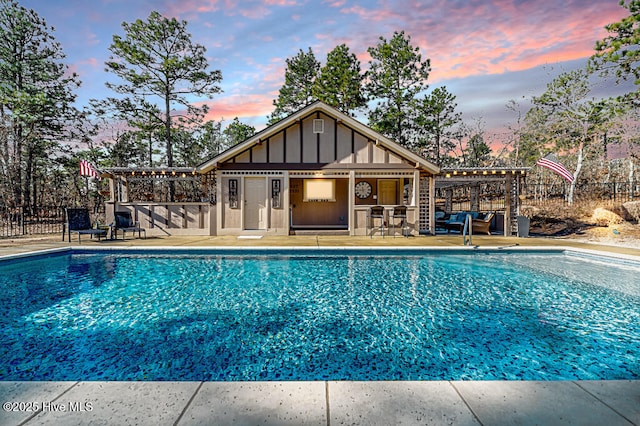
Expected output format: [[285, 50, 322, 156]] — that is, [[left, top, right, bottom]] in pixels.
[[0, 248, 638, 381]]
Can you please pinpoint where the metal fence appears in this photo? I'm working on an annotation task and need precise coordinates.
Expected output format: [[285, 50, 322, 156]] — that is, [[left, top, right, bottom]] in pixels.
[[0, 205, 66, 238], [0, 204, 105, 238], [521, 181, 640, 206]]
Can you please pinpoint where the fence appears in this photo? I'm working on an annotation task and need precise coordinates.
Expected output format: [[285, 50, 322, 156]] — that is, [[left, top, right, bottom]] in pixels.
[[521, 181, 640, 207], [0, 206, 66, 238], [0, 204, 106, 238]]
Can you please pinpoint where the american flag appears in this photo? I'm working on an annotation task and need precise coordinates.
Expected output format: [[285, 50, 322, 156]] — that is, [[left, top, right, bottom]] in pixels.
[[536, 153, 574, 183], [79, 159, 101, 180]]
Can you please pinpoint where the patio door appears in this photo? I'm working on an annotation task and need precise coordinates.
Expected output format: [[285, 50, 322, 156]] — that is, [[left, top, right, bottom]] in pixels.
[[244, 177, 266, 230]]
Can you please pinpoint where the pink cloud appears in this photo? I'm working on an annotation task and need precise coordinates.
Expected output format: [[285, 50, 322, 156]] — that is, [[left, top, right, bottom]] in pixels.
[[339, 4, 400, 22], [199, 93, 276, 122], [161, 0, 221, 18], [238, 5, 271, 19], [264, 0, 299, 5], [79, 58, 101, 68], [331, 0, 629, 83], [323, 0, 346, 7]]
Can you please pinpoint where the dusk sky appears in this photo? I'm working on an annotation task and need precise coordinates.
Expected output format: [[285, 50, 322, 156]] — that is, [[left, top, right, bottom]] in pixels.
[[19, 0, 630, 140]]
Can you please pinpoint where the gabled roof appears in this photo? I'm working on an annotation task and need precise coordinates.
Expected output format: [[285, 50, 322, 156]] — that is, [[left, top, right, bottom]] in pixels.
[[197, 101, 440, 175]]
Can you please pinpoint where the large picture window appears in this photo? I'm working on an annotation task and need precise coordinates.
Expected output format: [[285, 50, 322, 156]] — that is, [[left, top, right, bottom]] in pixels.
[[303, 179, 335, 202]]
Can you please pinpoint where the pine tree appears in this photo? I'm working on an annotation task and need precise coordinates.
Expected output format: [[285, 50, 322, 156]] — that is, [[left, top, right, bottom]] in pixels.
[[590, 0, 640, 104], [0, 0, 82, 207], [312, 44, 365, 115], [415, 87, 462, 165], [365, 31, 431, 148], [268, 48, 320, 124], [104, 11, 222, 200]]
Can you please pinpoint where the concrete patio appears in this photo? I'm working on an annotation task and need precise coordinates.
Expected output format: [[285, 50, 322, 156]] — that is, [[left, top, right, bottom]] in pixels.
[[1, 234, 638, 425]]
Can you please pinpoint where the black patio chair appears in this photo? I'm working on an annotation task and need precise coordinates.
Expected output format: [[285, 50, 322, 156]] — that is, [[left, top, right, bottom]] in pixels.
[[112, 211, 146, 240], [64, 208, 107, 243]]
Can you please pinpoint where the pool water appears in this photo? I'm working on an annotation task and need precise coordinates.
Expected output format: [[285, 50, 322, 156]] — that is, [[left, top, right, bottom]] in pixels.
[[0, 249, 638, 381]]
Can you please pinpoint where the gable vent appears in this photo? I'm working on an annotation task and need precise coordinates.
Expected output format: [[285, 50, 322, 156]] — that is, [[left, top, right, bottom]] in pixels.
[[313, 119, 324, 134]]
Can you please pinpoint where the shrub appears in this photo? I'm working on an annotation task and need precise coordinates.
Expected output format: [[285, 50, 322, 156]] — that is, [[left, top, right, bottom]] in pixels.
[[591, 208, 624, 227], [622, 201, 640, 223]]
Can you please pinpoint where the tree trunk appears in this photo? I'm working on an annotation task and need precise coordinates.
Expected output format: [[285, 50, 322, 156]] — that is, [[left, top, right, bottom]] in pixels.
[[165, 92, 175, 202], [567, 143, 583, 205], [629, 157, 635, 199], [12, 128, 23, 208], [23, 146, 33, 211]]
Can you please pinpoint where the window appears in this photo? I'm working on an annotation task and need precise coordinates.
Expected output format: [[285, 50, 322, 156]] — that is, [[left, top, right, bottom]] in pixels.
[[303, 179, 335, 202], [377, 179, 398, 205]]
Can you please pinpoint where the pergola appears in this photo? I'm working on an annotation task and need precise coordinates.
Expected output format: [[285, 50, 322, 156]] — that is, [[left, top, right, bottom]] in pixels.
[[102, 167, 215, 203], [436, 167, 531, 236]]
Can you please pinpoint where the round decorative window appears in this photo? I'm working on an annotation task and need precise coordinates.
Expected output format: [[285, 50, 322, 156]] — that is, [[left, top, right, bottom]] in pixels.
[[355, 181, 372, 199]]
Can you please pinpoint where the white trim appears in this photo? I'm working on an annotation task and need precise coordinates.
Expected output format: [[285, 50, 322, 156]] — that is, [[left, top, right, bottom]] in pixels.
[[348, 171, 355, 235]]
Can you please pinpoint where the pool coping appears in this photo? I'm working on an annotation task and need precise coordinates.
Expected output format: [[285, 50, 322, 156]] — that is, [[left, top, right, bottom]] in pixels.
[[1, 380, 638, 425], [1, 245, 638, 425], [2, 244, 639, 265]]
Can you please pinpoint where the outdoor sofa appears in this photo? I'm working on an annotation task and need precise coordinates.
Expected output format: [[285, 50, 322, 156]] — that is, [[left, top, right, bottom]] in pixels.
[[443, 211, 495, 235]]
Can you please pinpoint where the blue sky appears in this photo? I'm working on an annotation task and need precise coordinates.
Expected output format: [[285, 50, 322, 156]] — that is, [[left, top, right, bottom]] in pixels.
[[18, 0, 630, 139]]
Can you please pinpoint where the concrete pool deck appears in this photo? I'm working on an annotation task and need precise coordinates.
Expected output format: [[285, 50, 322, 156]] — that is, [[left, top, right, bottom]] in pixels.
[[0, 234, 638, 425], [1, 380, 638, 425]]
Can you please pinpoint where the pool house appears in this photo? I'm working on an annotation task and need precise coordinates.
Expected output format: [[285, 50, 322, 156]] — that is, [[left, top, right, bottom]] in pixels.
[[200, 101, 439, 236], [103, 102, 529, 237]]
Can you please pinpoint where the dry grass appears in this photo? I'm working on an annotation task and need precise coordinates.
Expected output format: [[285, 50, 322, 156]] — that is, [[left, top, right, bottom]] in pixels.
[[528, 199, 640, 247]]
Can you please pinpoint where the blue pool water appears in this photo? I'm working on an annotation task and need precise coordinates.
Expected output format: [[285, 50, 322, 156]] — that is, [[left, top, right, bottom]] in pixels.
[[0, 249, 638, 381]]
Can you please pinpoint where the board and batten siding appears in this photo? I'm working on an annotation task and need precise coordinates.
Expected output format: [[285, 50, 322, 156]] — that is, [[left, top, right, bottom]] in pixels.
[[224, 112, 415, 170]]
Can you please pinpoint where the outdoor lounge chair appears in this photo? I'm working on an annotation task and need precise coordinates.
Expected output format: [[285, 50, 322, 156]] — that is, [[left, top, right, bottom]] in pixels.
[[64, 207, 107, 243], [472, 212, 495, 235], [112, 211, 146, 240]]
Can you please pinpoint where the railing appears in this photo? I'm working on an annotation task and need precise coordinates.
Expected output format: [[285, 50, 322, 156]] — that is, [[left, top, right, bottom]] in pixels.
[[462, 213, 473, 246], [437, 181, 639, 213], [0, 205, 66, 238]]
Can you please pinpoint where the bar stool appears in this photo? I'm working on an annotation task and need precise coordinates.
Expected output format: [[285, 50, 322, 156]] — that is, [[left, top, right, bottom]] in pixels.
[[368, 206, 386, 237], [391, 205, 408, 237]]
